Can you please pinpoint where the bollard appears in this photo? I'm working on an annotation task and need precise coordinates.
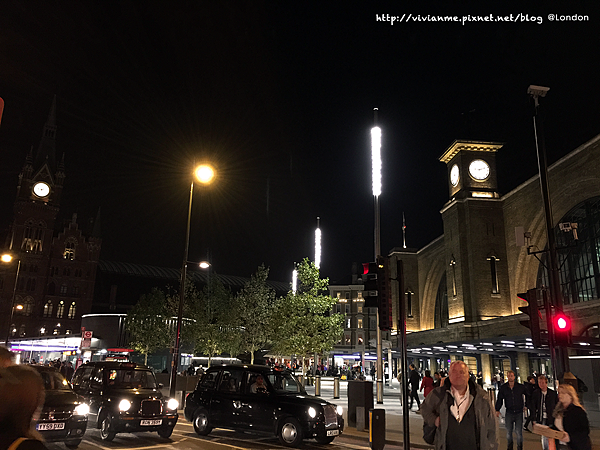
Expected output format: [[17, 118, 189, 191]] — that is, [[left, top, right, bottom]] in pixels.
[[315, 374, 321, 396], [356, 406, 365, 432], [369, 409, 385, 450], [297, 374, 304, 387], [333, 377, 340, 399]]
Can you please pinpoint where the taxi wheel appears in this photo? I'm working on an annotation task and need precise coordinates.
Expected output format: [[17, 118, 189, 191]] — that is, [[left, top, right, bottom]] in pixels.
[[193, 409, 212, 436], [278, 417, 303, 447], [65, 440, 82, 449], [315, 436, 335, 444], [157, 427, 174, 439], [100, 413, 116, 441]]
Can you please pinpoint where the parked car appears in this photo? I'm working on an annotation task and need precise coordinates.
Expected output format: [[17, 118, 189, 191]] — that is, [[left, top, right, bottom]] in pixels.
[[71, 361, 178, 441], [30, 365, 89, 448], [184, 364, 344, 447]]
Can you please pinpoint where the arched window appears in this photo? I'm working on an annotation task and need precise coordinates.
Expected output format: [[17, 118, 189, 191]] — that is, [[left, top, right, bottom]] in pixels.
[[21, 219, 45, 253], [23, 297, 34, 316], [10, 324, 16, 336], [537, 196, 600, 304], [43, 300, 53, 318], [67, 302, 76, 319], [56, 301, 65, 318], [60, 284, 68, 294], [64, 239, 76, 260], [434, 273, 449, 329]]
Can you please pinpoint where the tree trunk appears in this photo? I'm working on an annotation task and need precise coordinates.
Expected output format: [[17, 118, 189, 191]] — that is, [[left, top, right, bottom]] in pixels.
[[250, 349, 254, 365], [208, 355, 212, 368]]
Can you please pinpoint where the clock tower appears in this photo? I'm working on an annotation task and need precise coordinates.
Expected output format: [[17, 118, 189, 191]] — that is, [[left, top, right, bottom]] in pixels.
[[440, 140, 502, 201]]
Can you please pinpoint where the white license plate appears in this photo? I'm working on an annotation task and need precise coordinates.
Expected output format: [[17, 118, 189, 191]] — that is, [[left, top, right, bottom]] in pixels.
[[326, 429, 339, 436], [140, 419, 162, 426], [37, 422, 66, 431]]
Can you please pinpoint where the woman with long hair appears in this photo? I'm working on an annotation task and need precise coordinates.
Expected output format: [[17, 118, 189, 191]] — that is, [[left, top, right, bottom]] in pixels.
[[420, 369, 434, 398], [0, 365, 48, 449], [551, 383, 591, 450]]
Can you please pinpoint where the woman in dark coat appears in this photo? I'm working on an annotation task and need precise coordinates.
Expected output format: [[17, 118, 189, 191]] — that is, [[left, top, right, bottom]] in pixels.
[[552, 384, 591, 450]]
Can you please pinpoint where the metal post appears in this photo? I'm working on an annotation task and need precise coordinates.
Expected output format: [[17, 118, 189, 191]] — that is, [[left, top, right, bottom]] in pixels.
[[315, 374, 321, 396], [170, 180, 194, 398], [396, 259, 410, 450], [4, 259, 21, 346], [530, 86, 569, 378], [333, 376, 340, 399]]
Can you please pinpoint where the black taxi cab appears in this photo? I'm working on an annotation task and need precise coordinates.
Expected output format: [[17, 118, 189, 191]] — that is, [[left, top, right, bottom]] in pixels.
[[31, 365, 89, 448], [71, 361, 178, 441], [184, 364, 344, 447]]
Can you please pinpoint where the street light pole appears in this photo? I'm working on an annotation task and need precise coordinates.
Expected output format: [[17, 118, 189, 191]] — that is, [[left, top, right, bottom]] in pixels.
[[3, 255, 21, 346], [170, 165, 215, 399]]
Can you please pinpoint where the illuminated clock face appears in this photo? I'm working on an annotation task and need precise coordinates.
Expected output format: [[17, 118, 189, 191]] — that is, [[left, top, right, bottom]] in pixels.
[[468, 159, 490, 181], [33, 182, 50, 198], [450, 164, 460, 187]]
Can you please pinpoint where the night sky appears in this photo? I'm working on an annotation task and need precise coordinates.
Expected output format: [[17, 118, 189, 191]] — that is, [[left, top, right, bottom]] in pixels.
[[0, 2, 599, 285]]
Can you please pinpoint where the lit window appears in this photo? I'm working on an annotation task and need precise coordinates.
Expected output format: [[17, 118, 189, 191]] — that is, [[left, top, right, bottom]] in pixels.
[[358, 305, 363, 313], [43, 300, 53, 318], [23, 297, 34, 316], [357, 291, 363, 299], [67, 302, 76, 319], [64, 240, 76, 260], [358, 318, 363, 328], [346, 318, 351, 328], [56, 301, 65, 318]]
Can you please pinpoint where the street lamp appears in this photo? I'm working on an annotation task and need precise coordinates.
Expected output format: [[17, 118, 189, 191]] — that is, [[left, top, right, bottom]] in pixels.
[[170, 164, 215, 398], [2, 253, 21, 346]]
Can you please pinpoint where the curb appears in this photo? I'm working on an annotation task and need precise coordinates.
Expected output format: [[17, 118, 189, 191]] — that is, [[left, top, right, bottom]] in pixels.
[[342, 427, 434, 449]]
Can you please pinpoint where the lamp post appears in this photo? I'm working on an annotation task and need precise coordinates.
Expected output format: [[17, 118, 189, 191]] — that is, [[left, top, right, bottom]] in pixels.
[[2, 253, 21, 346], [170, 164, 215, 398]]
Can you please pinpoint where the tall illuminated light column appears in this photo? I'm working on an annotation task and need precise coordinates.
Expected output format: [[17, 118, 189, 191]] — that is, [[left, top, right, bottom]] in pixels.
[[371, 109, 384, 404], [170, 163, 215, 398], [315, 217, 321, 269], [292, 267, 298, 294]]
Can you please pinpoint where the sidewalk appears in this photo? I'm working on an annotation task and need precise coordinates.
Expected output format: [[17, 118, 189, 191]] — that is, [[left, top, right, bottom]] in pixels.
[[303, 378, 600, 449]]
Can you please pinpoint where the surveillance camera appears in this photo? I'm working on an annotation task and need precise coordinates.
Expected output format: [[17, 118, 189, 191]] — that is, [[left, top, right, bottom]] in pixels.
[[527, 85, 550, 97]]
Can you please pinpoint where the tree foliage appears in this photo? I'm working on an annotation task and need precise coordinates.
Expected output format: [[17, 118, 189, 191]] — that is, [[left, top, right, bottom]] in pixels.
[[271, 258, 344, 374], [236, 265, 276, 364], [125, 287, 174, 365]]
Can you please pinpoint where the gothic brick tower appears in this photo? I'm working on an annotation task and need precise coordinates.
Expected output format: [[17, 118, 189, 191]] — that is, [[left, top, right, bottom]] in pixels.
[[1, 98, 101, 343]]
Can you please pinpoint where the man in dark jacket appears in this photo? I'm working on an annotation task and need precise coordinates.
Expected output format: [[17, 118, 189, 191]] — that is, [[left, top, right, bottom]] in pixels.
[[523, 375, 538, 432], [421, 360, 498, 450], [408, 364, 421, 411], [495, 370, 526, 450], [530, 375, 558, 450]]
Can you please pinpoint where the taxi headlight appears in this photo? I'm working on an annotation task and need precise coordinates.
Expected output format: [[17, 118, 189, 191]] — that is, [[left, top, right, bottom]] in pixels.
[[167, 398, 179, 410], [308, 406, 317, 418], [119, 399, 131, 412], [336, 405, 343, 416], [74, 403, 89, 416]]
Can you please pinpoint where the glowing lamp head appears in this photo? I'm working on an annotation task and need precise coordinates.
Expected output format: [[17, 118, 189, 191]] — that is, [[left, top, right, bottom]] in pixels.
[[198, 261, 211, 269], [195, 164, 215, 185], [371, 126, 382, 196], [1, 254, 13, 263]]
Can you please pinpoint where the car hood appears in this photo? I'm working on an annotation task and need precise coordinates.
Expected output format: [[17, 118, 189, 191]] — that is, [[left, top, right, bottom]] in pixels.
[[276, 393, 333, 408], [43, 390, 86, 408], [105, 388, 164, 399]]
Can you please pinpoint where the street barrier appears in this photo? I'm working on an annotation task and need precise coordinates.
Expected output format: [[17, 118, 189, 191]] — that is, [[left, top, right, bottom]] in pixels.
[[347, 380, 373, 429], [369, 408, 385, 450]]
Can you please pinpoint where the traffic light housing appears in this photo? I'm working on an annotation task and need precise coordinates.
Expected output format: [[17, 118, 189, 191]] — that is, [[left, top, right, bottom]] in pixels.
[[518, 288, 542, 347], [553, 312, 572, 347], [377, 256, 393, 330], [362, 262, 378, 308]]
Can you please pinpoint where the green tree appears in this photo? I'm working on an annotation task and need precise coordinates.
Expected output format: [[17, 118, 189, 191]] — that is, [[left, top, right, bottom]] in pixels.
[[236, 265, 276, 364], [271, 258, 344, 377], [125, 288, 174, 365], [186, 275, 235, 367]]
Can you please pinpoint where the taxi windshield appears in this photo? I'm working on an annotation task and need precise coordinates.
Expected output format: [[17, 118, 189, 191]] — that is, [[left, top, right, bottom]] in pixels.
[[41, 371, 71, 391], [107, 369, 157, 389], [267, 371, 305, 394]]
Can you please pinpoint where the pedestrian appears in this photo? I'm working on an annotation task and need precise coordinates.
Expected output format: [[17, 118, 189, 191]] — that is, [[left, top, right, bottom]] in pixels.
[[531, 374, 558, 450], [421, 370, 434, 398], [0, 364, 48, 449], [495, 369, 527, 450], [551, 383, 591, 450], [433, 372, 441, 388], [524, 375, 538, 432], [421, 360, 498, 450], [0, 346, 15, 368], [408, 364, 421, 411], [476, 371, 484, 388]]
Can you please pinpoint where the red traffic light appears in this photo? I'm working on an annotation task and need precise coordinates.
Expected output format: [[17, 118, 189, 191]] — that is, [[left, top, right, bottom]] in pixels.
[[554, 314, 571, 331]]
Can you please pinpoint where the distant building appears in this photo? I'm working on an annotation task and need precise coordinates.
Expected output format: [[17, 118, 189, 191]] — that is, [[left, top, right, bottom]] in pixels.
[[0, 98, 101, 343]]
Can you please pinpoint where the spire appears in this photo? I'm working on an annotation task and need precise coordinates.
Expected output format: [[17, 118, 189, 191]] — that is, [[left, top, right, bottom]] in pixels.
[[91, 207, 102, 238], [34, 95, 57, 173], [55, 152, 65, 186]]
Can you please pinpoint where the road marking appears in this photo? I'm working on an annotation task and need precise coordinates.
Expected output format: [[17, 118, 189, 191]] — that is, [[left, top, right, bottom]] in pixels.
[[170, 432, 248, 449]]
